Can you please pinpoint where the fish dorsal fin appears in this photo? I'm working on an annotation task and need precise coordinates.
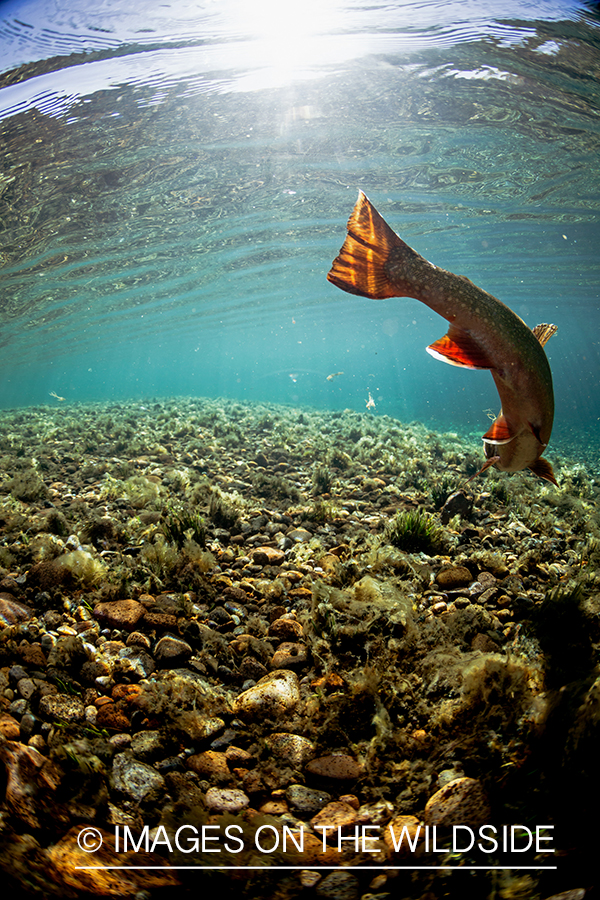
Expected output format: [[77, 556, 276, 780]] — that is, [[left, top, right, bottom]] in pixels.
[[427, 323, 494, 370], [482, 414, 515, 445], [327, 191, 405, 298], [528, 456, 558, 486], [532, 323, 558, 348]]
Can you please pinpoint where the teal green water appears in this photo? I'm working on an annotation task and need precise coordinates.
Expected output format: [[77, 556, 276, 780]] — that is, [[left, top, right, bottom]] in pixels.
[[0, 0, 599, 451]]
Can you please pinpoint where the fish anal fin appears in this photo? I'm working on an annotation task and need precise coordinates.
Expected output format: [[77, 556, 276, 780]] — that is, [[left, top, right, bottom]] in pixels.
[[327, 191, 406, 299], [427, 324, 494, 370], [482, 415, 515, 445], [528, 457, 558, 486], [532, 323, 558, 348]]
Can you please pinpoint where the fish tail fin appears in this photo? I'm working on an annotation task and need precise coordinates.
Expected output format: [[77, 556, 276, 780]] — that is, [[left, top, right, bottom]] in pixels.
[[327, 191, 414, 298]]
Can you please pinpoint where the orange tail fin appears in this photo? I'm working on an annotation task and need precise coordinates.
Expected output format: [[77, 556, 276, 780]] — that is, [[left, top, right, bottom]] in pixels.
[[327, 191, 409, 299]]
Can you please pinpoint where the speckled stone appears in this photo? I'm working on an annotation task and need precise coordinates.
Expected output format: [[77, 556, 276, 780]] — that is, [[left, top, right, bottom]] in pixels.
[[186, 750, 231, 784], [204, 787, 250, 814], [111, 752, 166, 805], [38, 693, 85, 723], [286, 784, 332, 815], [93, 599, 145, 631], [424, 776, 490, 827], [130, 730, 165, 760], [267, 733, 315, 766], [310, 800, 357, 837], [316, 870, 360, 900], [305, 753, 362, 781], [232, 669, 300, 721]]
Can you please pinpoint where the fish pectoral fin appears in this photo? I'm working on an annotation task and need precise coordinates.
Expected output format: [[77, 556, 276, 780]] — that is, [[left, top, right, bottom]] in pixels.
[[327, 191, 403, 299], [426, 324, 494, 370], [532, 323, 558, 348], [528, 457, 558, 486], [466, 455, 501, 482], [482, 415, 515, 445]]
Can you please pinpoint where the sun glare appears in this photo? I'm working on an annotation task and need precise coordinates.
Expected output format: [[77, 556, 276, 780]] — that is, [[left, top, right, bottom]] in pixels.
[[223, 0, 348, 88]]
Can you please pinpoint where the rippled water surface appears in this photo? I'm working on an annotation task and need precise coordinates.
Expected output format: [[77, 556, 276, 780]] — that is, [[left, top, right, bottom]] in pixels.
[[0, 0, 599, 452]]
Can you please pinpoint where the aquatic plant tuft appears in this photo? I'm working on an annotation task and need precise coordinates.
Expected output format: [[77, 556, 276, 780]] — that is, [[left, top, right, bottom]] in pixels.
[[384, 508, 443, 554], [163, 507, 206, 549]]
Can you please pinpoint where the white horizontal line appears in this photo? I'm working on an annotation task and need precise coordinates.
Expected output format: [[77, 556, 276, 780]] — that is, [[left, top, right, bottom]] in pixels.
[[75, 865, 558, 871]]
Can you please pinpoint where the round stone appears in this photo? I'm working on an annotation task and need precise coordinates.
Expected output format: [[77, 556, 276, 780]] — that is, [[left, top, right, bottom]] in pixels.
[[267, 733, 315, 766], [204, 787, 249, 814], [232, 669, 300, 721], [424, 776, 490, 827], [305, 754, 362, 781]]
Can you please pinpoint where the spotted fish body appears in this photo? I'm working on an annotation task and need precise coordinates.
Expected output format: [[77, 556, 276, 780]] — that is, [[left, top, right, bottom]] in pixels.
[[327, 191, 557, 485]]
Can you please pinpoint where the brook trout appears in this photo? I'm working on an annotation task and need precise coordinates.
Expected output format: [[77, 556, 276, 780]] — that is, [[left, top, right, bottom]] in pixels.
[[327, 191, 557, 485]]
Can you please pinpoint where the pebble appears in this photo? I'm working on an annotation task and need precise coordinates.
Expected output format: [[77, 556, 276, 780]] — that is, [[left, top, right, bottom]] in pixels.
[[310, 800, 357, 837], [316, 870, 360, 900], [154, 635, 193, 665], [130, 730, 165, 760], [0, 596, 33, 626], [267, 733, 315, 765], [186, 750, 231, 783], [288, 528, 313, 543], [305, 754, 362, 782], [268, 617, 304, 642], [436, 566, 472, 589], [286, 784, 332, 815], [232, 670, 300, 721], [111, 753, 166, 805], [38, 693, 85, 723], [251, 546, 285, 566], [0, 713, 21, 740], [93, 599, 145, 631], [424, 776, 490, 827], [204, 786, 250, 814], [271, 642, 308, 669]]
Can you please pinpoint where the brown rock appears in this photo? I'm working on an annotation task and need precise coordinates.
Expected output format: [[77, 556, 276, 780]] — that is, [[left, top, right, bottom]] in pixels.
[[424, 776, 490, 827], [143, 611, 178, 630], [288, 587, 313, 601], [436, 566, 472, 589], [252, 546, 285, 566], [93, 599, 145, 631], [111, 683, 144, 705], [186, 750, 231, 784], [305, 754, 362, 781], [96, 703, 131, 733], [268, 617, 303, 642], [0, 741, 63, 828], [270, 642, 308, 669], [17, 640, 47, 668], [0, 595, 33, 626], [47, 826, 179, 895], [0, 713, 21, 740], [310, 800, 357, 838]]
